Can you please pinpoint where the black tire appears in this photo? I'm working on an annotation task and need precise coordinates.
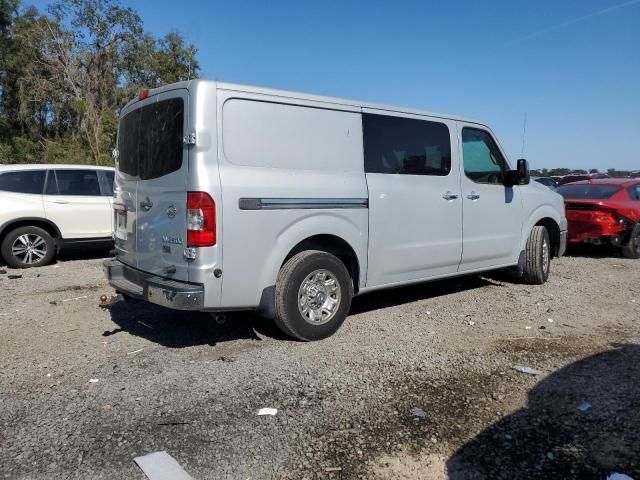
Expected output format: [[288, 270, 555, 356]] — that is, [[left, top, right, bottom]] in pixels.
[[274, 250, 353, 341], [621, 223, 640, 259], [522, 226, 551, 285], [0, 226, 56, 268]]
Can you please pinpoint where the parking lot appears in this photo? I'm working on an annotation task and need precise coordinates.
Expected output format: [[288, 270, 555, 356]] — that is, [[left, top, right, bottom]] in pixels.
[[1, 249, 639, 479]]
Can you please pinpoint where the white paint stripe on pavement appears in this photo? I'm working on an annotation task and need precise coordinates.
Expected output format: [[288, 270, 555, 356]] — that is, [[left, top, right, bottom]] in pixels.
[[134, 451, 194, 480]]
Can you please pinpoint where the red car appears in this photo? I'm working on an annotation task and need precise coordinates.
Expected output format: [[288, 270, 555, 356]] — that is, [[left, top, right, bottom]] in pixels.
[[556, 179, 640, 258]]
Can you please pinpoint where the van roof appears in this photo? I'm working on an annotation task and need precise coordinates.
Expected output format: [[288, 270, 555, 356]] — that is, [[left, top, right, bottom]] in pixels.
[[130, 79, 487, 126], [0, 164, 114, 172]]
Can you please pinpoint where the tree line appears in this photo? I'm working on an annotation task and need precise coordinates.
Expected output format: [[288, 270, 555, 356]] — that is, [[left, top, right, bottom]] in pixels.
[[0, 0, 199, 166]]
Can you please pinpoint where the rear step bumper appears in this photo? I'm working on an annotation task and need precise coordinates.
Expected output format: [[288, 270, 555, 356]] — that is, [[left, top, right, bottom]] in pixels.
[[103, 258, 204, 310]]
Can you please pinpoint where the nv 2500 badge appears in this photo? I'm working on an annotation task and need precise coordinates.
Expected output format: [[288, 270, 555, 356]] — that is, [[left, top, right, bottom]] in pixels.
[[162, 235, 183, 245]]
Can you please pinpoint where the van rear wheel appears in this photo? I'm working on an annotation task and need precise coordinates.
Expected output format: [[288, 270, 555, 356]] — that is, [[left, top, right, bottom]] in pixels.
[[274, 250, 353, 341], [522, 225, 551, 285]]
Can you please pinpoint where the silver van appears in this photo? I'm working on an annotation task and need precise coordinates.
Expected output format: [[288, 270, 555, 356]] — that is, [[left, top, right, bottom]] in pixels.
[[104, 80, 567, 340]]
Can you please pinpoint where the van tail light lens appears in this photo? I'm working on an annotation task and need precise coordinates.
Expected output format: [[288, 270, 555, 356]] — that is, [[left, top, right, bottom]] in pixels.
[[187, 192, 216, 247]]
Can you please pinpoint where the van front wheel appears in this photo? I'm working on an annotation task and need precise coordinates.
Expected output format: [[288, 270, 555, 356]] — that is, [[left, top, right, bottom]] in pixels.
[[522, 225, 551, 285], [274, 250, 353, 341]]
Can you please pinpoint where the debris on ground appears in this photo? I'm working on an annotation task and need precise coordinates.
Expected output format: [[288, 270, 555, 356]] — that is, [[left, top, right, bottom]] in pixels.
[[513, 366, 542, 375], [7, 274, 22, 279], [99, 293, 124, 308], [577, 401, 592, 412], [468, 321, 476, 326], [134, 451, 194, 480], [525, 326, 532, 330], [409, 407, 426, 418], [0, 268, 7, 274], [217, 355, 236, 363], [325, 467, 342, 472], [127, 348, 144, 356], [547, 318, 554, 323], [607, 474, 635, 480], [88, 378, 99, 383], [62, 295, 88, 303], [257, 408, 278, 416]]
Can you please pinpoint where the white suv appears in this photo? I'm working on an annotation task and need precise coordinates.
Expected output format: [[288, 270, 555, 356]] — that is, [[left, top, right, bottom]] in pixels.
[[0, 164, 115, 268]]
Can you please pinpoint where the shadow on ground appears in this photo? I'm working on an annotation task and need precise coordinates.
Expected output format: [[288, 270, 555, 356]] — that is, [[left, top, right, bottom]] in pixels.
[[447, 343, 640, 479], [351, 274, 496, 315], [564, 243, 624, 259], [104, 274, 497, 347], [104, 301, 289, 348]]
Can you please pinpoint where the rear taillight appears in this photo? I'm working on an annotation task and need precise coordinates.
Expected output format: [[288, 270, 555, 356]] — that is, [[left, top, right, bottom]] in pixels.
[[592, 208, 617, 224], [187, 192, 216, 247]]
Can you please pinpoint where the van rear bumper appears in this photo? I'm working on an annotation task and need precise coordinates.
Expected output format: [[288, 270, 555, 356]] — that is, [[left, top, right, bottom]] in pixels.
[[103, 258, 204, 310]]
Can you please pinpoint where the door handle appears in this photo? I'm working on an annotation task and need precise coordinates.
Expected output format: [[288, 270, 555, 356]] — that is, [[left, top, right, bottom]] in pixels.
[[139, 198, 153, 211], [442, 191, 459, 201], [53, 200, 69, 204], [466, 192, 481, 200]]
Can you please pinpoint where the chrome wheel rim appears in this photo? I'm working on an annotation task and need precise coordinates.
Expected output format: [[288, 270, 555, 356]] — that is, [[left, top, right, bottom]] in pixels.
[[298, 269, 341, 325], [12, 234, 47, 265], [542, 238, 550, 274]]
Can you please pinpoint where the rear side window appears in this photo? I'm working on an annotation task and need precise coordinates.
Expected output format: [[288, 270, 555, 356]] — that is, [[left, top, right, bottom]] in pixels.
[[462, 128, 505, 184], [627, 185, 640, 200], [117, 98, 184, 180], [556, 184, 621, 199], [363, 114, 451, 176], [52, 170, 102, 196], [101, 170, 115, 196], [0, 170, 45, 194]]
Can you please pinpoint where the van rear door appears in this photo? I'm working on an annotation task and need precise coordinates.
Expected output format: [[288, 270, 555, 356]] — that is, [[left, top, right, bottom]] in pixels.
[[114, 90, 190, 281]]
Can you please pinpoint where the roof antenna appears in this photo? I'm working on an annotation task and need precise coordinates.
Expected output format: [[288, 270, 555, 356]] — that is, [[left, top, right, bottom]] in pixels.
[[520, 112, 527, 158]]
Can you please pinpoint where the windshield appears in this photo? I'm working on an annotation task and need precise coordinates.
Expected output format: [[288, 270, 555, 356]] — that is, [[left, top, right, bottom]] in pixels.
[[556, 184, 620, 199], [117, 98, 184, 180]]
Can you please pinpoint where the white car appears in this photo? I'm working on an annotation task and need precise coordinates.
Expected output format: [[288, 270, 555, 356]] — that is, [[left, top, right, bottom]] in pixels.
[[0, 164, 115, 268], [104, 80, 567, 341]]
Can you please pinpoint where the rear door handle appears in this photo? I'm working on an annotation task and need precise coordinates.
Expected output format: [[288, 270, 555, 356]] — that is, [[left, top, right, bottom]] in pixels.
[[139, 198, 153, 210], [53, 200, 69, 204], [442, 191, 459, 201], [466, 192, 481, 200]]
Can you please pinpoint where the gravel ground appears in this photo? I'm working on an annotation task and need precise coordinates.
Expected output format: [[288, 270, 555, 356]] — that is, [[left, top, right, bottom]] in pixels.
[[1, 247, 639, 480]]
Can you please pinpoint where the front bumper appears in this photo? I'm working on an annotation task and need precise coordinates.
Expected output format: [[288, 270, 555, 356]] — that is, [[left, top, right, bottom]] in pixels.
[[103, 258, 204, 310], [558, 230, 568, 257]]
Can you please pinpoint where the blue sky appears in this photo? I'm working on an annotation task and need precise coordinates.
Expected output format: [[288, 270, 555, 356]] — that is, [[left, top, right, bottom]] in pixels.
[[30, 0, 640, 171]]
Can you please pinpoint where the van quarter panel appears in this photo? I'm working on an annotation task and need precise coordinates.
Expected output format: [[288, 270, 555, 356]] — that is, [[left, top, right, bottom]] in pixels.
[[217, 92, 368, 308]]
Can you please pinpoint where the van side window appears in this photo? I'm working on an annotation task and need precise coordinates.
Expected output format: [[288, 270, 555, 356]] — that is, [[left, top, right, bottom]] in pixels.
[[0, 170, 46, 194], [363, 114, 451, 176], [461, 128, 505, 185]]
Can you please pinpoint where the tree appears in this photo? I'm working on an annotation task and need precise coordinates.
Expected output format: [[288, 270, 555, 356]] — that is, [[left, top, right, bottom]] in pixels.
[[0, 0, 200, 166]]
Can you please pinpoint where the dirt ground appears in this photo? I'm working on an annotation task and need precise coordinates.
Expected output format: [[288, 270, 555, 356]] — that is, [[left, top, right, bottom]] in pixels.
[[1, 247, 639, 480]]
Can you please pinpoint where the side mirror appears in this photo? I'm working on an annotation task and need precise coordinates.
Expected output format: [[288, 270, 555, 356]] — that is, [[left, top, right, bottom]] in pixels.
[[516, 158, 530, 185]]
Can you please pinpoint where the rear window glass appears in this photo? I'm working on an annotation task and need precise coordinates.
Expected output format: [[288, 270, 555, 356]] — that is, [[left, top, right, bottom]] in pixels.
[[0, 170, 45, 194], [556, 184, 620, 199], [117, 98, 184, 180]]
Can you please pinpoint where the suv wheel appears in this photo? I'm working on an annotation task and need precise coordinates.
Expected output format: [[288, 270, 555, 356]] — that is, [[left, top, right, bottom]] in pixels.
[[274, 250, 353, 341], [522, 225, 551, 285], [1, 226, 55, 268], [621, 223, 640, 259]]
